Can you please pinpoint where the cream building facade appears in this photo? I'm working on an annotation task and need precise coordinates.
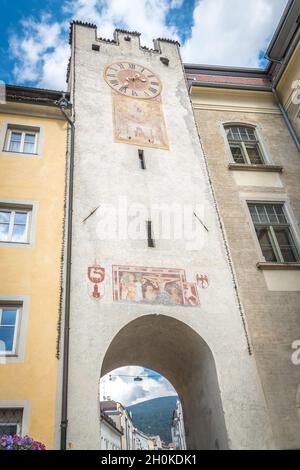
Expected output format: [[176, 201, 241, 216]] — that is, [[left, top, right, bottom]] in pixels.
[[0, 85, 68, 448]]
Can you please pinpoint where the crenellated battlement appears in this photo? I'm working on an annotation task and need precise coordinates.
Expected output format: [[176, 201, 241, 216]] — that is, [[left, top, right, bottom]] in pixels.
[[69, 21, 180, 54]]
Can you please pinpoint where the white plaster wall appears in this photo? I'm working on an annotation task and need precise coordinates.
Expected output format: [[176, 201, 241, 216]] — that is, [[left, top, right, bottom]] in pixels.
[[67, 25, 275, 450], [100, 419, 121, 450]]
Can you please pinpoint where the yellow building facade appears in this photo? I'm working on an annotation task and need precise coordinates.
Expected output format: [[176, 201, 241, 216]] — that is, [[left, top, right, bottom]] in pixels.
[[0, 85, 68, 448]]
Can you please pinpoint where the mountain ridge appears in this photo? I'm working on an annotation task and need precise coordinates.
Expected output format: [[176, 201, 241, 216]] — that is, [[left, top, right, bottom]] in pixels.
[[127, 395, 178, 444]]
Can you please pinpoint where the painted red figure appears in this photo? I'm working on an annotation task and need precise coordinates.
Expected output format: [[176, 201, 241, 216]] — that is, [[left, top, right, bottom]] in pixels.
[[87, 263, 105, 299]]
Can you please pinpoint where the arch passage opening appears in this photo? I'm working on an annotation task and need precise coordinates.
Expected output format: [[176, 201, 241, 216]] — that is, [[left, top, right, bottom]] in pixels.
[[100, 365, 184, 450], [100, 315, 228, 450]]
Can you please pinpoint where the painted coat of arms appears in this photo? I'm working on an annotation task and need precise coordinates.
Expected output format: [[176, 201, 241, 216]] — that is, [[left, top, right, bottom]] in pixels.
[[87, 262, 105, 300]]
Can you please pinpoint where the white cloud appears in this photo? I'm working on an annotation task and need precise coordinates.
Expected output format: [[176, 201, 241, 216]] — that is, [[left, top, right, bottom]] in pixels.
[[170, 0, 184, 9], [9, 15, 69, 90], [100, 366, 177, 407], [8, 0, 289, 90], [182, 0, 288, 67]]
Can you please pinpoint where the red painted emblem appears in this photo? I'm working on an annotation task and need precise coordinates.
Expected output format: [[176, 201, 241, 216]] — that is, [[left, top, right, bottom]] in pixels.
[[87, 262, 105, 300], [196, 274, 209, 289]]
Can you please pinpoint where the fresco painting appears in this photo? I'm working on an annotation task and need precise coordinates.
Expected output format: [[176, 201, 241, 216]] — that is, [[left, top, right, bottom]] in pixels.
[[113, 93, 169, 149], [112, 266, 200, 307]]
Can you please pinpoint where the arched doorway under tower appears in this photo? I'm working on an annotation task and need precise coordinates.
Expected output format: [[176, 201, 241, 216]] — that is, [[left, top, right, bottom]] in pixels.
[[101, 314, 228, 450]]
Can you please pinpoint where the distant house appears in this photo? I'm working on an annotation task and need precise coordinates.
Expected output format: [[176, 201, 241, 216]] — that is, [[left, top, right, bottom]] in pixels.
[[100, 400, 135, 450], [171, 401, 186, 450], [100, 411, 123, 450], [133, 427, 149, 450]]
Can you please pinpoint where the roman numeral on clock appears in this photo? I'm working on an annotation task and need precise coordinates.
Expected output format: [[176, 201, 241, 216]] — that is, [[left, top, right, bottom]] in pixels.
[[129, 63, 136, 69], [117, 63, 125, 69], [110, 79, 119, 86], [148, 87, 157, 94], [131, 90, 138, 96], [151, 82, 159, 86]]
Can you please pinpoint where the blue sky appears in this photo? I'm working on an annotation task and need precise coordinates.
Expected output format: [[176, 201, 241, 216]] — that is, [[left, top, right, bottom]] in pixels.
[[0, 0, 288, 91]]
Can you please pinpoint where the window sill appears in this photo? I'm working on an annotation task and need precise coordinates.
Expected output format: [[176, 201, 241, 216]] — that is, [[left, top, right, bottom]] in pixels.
[[2, 150, 38, 157], [0, 241, 30, 248], [228, 163, 283, 173], [257, 262, 300, 270]]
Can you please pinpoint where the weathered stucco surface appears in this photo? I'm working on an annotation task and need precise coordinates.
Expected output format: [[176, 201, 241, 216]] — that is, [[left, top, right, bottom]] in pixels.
[[193, 98, 300, 449]]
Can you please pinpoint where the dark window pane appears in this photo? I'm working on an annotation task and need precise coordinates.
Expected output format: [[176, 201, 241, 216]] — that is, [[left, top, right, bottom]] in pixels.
[[256, 227, 277, 262], [9, 140, 21, 152], [10, 132, 21, 142], [23, 142, 35, 153], [0, 424, 18, 435], [226, 128, 233, 140], [274, 228, 298, 262], [256, 206, 268, 223], [0, 212, 11, 223], [230, 144, 245, 163], [246, 128, 256, 140], [246, 144, 263, 164], [11, 224, 26, 242], [274, 205, 286, 224], [249, 205, 258, 223], [0, 223, 9, 241], [24, 134, 35, 144], [231, 127, 240, 140], [1, 309, 17, 326], [14, 213, 27, 225], [265, 206, 278, 224], [0, 326, 15, 351]]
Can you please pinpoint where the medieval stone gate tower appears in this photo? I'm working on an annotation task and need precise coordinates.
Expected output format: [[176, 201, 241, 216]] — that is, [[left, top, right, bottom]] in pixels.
[[60, 22, 275, 450]]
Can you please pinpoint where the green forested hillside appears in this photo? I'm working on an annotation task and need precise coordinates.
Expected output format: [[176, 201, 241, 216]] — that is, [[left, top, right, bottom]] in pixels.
[[127, 396, 178, 444]]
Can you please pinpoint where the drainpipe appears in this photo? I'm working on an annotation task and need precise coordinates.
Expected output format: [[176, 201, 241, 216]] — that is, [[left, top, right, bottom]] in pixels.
[[272, 87, 300, 152], [56, 94, 75, 450]]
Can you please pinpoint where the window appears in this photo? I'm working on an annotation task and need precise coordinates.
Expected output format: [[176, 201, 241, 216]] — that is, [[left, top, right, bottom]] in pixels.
[[249, 203, 300, 263], [0, 207, 31, 243], [4, 127, 39, 154], [0, 408, 23, 435], [0, 305, 20, 355], [225, 126, 265, 165]]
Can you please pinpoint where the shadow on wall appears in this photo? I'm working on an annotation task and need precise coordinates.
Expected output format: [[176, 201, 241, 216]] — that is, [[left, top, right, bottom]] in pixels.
[[100, 314, 229, 450]]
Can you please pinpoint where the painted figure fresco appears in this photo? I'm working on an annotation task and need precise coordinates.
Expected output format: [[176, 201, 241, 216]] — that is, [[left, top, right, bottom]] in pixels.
[[113, 266, 200, 307], [113, 94, 169, 149], [87, 262, 105, 300]]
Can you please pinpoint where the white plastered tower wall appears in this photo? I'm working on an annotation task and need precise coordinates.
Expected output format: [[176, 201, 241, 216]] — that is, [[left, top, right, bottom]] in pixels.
[[65, 23, 275, 450]]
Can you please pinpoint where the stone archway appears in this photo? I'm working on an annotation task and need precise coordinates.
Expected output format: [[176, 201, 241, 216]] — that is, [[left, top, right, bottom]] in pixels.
[[101, 314, 228, 450]]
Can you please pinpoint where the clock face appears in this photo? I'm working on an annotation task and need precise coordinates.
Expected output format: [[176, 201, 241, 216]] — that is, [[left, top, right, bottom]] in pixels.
[[104, 62, 162, 99]]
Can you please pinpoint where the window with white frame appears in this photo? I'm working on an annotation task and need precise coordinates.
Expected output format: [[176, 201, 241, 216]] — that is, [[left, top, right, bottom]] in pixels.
[[4, 126, 39, 154], [0, 207, 31, 243], [0, 305, 21, 355], [0, 408, 23, 435], [225, 125, 265, 165], [248, 203, 300, 263]]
